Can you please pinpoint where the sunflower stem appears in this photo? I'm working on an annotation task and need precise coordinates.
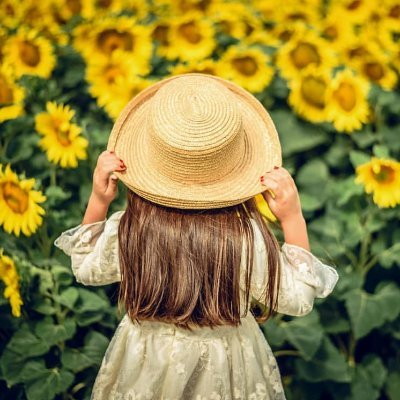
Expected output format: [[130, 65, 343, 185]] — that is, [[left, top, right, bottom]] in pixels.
[[50, 166, 57, 187]]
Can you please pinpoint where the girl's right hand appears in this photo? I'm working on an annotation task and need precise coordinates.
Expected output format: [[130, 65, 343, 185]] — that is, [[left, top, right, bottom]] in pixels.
[[92, 150, 126, 206], [260, 166, 303, 224]]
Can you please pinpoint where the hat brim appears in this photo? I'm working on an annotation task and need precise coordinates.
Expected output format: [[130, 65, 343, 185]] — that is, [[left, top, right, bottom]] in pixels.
[[107, 73, 282, 209]]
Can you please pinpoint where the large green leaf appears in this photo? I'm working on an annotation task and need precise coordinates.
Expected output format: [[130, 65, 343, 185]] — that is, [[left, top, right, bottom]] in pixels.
[[6, 325, 50, 357], [295, 337, 351, 383], [35, 317, 76, 345], [282, 310, 323, 360], [345, 283, 400, 339]]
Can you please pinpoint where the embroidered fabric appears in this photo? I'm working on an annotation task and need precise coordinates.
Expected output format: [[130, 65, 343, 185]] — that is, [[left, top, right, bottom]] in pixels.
[[54, 211, 339, 400]]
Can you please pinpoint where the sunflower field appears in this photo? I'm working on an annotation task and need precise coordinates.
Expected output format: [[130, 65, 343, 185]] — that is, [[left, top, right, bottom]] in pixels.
[[0, 0, 399, 399]]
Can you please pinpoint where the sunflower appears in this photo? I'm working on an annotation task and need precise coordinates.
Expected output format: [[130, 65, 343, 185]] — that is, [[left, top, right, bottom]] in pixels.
[[74, 16, 153, 64], [326, 69, 370, 133], [168, 59, 219, 76], [0, 64, 25, 123], [169, 0, 216, 14], [35, 102, 88, 168], [0, 0, 23, 28], [86, 50, 150, 94], [216, 45, 274, 93], [0, 164, 46, 237], [273, 0, 320, 27], [329, 0, 375, 24], [167, 12, 216, 62], [150, 18, 175, 60], [288, 65, 330, 123], [381, 0, 400, 32], [255, 193, 277, 222], [355, 157, 400, 208], [276, 27, 337, 80], [356, 51, 398, 90], [94, 76, 154, 120], [0, 249, 23, 317], [3, 28, 56, 79], [207, 6, 248, 39]]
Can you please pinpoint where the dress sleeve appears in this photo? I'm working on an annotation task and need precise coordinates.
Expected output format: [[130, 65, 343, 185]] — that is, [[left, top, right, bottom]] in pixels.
[[53, 211, 125, 286], [241, 219, 339, 316]]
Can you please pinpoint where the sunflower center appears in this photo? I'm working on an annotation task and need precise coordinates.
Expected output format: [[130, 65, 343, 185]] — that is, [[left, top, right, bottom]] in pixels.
[[66, 0, 82, 14], [324, 26, 338, 40], [96, 0, 112, 8], [178, 21, 202, 44], [364, 62, 384, 81], [301, 76, 326, 109], [19, 40, 41, 67], [347, 0, 361, 11], [55, 125, 72, 146], [232, 56, 258, 76], [0, 75, 14, 105], [290, 42, 320, 69], [372, 165, 395, 183], [153, 25, 169, 45], [334, 82, 357, 111], [97, 29, 134, 55], [1, 182, 29, 214], [389, 5, 400, 18]]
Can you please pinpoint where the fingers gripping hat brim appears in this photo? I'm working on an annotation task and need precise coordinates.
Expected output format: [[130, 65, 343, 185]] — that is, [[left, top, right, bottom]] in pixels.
[[107, 73, 282, 209]]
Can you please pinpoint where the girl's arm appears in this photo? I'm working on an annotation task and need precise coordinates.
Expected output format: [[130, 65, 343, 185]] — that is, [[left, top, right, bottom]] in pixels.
[[260, 166, 310, 251], [82, 150, 126, 225]]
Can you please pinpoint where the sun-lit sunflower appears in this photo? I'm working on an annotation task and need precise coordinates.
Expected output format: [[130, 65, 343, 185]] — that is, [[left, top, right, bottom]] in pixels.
[[276, 26, 337, 80], [35, 102, 88, 168], [0, 64, 25, 123], [326, 69, 370, 133], [94, 76, 154, 120], [207, 6, 248, 39], [274, 0, 320, 27], [0, 249, 23, 317], [74, 16, 153, 64], [355, 157, 400, 208], [288, 65, 330, 123], [381, 0, 400, 32], [329, 0, 375, 24], [168, 59, 219, 76], [216, 45, 274, 93], [0, 164, 46, 237], [356, 50, 398, 90], [0, 0, 24, 28], [86, 50, 150, 94], [167, 12, 216, 62], [168, 0, 216, 14], [255, 193, 277, 222], [3, 28, 56, 79]]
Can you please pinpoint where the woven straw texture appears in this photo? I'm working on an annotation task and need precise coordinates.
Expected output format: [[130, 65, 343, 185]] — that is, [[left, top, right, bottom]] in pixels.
[[107, 73, 282, 209]]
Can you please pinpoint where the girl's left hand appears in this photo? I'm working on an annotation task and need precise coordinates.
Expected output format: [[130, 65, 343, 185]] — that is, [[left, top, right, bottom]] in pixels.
[[92, 150, 126, 205]]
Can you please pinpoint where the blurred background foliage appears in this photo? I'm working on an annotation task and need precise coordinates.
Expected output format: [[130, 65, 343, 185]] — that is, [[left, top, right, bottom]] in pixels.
[[0, 0, 399, 399]]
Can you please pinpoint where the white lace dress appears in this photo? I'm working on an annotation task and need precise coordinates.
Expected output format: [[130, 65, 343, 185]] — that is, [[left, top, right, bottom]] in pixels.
[[54, 211, 339, 400]]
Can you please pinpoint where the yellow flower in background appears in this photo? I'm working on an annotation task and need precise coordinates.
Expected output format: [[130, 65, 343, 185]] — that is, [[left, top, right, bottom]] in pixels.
[[274, 0, 320, 27], [86, 50, 150, 93], [3, 28, 56, 79], [276, 26, 337, 80], [326, 69, 370, 133], [35, 102, 88, 168], [0, 164, 46, 237], [207, 5, 248, 39], [74, 16, 153, 64], [355, 157, 400, 208], [0, 0, 23, 28], [168, 12, 216, 61], [150, 18, 175, 59], [94, 76, 154, 120], [0, 249, 23, 317], [0, 64, 25, 123], [168, 59, 219, 76], [168, 0, 216, 14], [216, 45, 274, 93], [379, 0, 400, 32], [329, 0, 375, 24], [255, 193, 277, 222], [288, 65, 330, 123]]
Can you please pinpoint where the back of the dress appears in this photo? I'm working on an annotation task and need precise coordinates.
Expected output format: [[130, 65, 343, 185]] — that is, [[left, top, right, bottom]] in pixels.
[[54, 210, 339, 400]]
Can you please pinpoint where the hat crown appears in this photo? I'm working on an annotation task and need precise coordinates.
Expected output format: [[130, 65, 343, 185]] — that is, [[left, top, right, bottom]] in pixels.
[[147, 76, 245, 183]]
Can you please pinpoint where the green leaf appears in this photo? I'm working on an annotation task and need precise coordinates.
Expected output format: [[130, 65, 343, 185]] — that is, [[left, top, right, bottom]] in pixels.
[[342, 212, 364, 247], [296, 159, 329, 188], [282, 310, 323, 360], [362, 355, 387, 390], [0, 349, 29, 386], [386, 371, 400, 400], [299, 192, 325, 212], [349, 150, 370, 168], [76, 288, 109, 313], [269, 110, 328, 157], [351, 365, 380, 400], [44, 186, 71, 207], [333, 176, 364, 207], [62, 348, 95, 373], [57, 287, 79, 308], [261, 318, 286, 347], [345, 283, 400, 339], [372, 144, 390, 158], [295, 337, 351, 383], [82, 331, 110, 366], [7, 325, 50, 357], [51, 265, 73, 286], [35, 317, 76, 345], [378, 243, 400, 268]]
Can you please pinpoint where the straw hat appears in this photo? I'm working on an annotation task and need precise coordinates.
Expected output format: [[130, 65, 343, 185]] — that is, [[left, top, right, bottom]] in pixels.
[[107, 73, 282, 209]]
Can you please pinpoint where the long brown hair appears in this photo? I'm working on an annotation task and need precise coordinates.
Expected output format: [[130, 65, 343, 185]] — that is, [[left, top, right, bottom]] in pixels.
[[117, 191, 282, 330]]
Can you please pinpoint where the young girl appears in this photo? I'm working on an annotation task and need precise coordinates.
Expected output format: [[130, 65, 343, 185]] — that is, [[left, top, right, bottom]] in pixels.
[[54, 73, 339, 400]]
